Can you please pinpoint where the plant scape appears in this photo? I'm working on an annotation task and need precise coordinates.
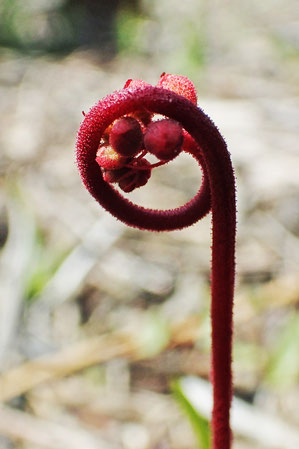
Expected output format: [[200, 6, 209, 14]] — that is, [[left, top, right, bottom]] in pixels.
[[76, 73, 236, 449]]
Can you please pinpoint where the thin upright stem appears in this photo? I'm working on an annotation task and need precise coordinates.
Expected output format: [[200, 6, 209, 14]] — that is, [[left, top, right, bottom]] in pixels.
[[76, 86, 236, 449]]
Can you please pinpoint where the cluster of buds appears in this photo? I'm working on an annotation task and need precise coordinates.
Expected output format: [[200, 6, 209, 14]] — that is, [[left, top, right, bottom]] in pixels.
[[95, 73, 198, 193]]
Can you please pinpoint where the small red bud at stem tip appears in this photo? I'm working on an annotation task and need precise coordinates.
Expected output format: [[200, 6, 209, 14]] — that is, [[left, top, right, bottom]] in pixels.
[[102, 167, 128, 183], [118, 158, 151, 192], [157, 73, 198, 105], [144, 119, 183, 161], [109, 116, 143, 157], [95, 145, 127, 170], [124, 79, 151, 90]]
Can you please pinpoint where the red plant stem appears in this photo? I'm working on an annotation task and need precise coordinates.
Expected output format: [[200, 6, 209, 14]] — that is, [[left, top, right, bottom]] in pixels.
[[125, 159, 168, 170], [76, 86, 236, 449]]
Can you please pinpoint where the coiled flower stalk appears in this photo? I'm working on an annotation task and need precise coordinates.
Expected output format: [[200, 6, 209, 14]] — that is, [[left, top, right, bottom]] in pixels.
[[76, 73, 236, 449]]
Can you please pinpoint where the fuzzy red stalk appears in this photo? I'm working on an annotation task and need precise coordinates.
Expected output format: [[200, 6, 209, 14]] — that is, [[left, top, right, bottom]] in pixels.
[[76, 85, 236, 449]]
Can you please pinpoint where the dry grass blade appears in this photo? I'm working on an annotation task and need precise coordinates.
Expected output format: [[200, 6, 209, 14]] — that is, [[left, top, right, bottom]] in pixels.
[[0, 334, 135, 402], [0, 196, 35, 366], [0, 317, 201, 402], [0, 404, 110, 449]]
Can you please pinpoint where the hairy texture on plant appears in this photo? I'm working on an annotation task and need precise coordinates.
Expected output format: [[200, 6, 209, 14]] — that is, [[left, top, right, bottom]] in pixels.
[[124, 79, 153, 125], [118, 158, 151, 193], [109, 116, 143, 157], [124, 78, 151, 90], [102, 167, 128, 183], [76, 79, 236, 449], [144, 119, 183, 161], [95, 144, 127, 169], [157, 72, 198, 105]]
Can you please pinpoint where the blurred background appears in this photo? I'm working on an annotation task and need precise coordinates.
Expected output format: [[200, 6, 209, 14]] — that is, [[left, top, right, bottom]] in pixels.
[[0, 1, 299, 448]]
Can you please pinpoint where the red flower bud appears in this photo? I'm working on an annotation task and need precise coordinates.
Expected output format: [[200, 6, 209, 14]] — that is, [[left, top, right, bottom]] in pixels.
[[144, 119, 183, 161], [124, 79, 151, 90], [123, 80, 153, 125], [109, 116, 143, 157], [118, 158, 151, 193], [102, 167, 128, 183], [129, 109, 152, 126], [157, 72, 197, 105], [95, 145, 127, 170], [102, 122, 114, 142]]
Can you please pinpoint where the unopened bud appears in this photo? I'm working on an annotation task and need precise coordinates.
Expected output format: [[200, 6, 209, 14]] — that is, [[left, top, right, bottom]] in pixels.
[[118, 158, 151, 193], [102, 167, 128, 183], [95, 145, 127, 170], [109, 117, 143, 157], [144, 119, 183, 161], [157, 73, 197, 105], [124, 79, 151, 90]]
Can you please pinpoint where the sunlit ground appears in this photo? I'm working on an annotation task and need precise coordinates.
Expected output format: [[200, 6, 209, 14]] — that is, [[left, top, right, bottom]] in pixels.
[[0, 1, 298, 448]]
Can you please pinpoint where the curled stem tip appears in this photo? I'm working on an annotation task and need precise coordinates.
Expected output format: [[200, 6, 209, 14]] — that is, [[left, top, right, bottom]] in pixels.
[[76, 75, 236, 449]]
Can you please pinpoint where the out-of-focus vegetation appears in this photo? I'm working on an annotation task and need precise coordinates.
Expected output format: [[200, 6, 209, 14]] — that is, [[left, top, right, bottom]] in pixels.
[[0, 0, 121, 56], [172, 379, 211, 449], [0, 1, 299, 448]]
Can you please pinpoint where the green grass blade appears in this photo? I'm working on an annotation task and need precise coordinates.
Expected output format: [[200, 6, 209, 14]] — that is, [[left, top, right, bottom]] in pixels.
[[171, 378, 211, 449]]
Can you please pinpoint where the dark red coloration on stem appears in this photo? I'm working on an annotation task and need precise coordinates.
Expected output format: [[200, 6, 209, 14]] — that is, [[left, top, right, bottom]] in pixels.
[[76, 80, 236, 449], [109, 116, 143, 157], [144, 119, 183, 161]]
